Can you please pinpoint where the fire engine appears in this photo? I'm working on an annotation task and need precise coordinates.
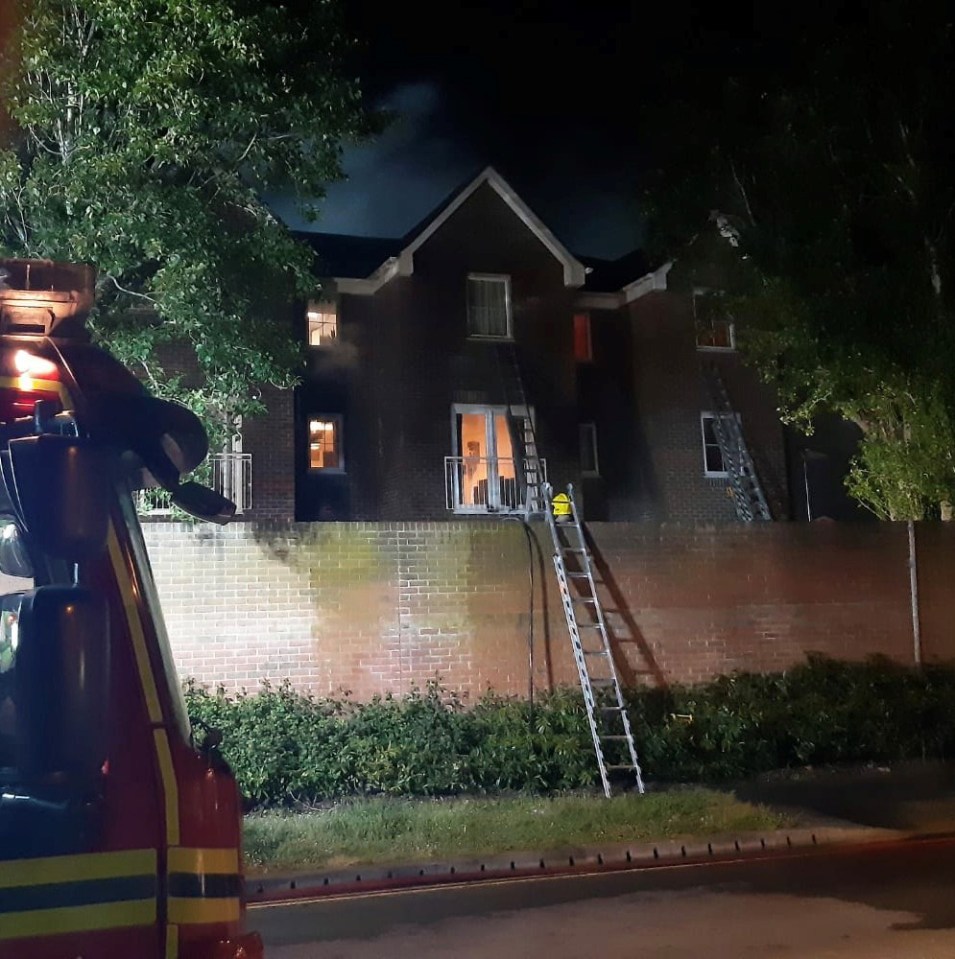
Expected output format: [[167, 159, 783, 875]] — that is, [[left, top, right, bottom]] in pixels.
[[0, 260, 263, 957]]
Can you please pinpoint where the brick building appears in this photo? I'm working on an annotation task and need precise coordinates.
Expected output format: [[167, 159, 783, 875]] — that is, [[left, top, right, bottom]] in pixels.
[[134, 168, 930, 700], [226, 167, 789, 525]]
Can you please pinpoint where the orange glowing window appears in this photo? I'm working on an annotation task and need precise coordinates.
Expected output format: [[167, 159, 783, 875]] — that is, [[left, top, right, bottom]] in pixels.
[[308, 417, 343, 470], [573, 313, 592, 362]]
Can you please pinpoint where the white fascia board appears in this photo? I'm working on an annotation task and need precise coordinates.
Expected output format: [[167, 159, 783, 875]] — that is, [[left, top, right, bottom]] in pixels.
[[399, 167, 587, 288], [574, 291, 624, 310], [333, 167, 588, 294], [334, 257, 400, 296], [621, 262, 673, 304]]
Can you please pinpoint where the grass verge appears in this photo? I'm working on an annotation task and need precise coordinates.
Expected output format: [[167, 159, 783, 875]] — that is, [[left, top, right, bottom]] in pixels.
[[243, 788, 793, 874]]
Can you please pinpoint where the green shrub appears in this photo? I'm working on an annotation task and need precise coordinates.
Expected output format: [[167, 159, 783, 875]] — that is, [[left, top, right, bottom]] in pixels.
[[184, 656, 955, 807]]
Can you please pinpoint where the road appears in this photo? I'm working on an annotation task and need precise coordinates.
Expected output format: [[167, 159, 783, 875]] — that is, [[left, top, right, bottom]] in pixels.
[[250, 837, 955, 958]]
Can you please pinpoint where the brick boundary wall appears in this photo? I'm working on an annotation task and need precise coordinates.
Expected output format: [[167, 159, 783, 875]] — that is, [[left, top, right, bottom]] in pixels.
[[142, 520, 953, 701]]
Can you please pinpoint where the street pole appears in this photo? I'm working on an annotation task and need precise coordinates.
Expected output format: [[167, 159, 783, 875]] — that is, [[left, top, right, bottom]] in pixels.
[[907, 519, 922, 666]]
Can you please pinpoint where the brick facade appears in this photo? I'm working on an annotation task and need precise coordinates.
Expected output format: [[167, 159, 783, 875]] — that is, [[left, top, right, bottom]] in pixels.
[[285, 168, 791, 525], [146, 519, 942, 700]]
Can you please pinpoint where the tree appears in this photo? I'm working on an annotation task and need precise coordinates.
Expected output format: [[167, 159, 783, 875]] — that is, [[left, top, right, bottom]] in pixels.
[[644, 1, 955, 520], [0, 0, 376, 442]]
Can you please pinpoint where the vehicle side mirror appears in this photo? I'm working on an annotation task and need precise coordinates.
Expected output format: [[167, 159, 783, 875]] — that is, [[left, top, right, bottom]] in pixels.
[[171, 482, 236, 525], [15, 587, 110, 790], [4, 435, 111, 560]]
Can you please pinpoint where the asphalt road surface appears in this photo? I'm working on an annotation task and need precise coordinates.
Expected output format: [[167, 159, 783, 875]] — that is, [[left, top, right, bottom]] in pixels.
[[250, 837, 955, 958]]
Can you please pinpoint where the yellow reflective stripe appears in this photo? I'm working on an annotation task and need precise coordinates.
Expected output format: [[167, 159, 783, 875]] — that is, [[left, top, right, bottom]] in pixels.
[[0, 375, 68, 404], [107, 524, 162, 724], [0, 849, 156, 889], [168, 897, 241, 925], [165, 922, 179, 959], [167, 847, 239, 875], [0, 899, 155, 941], [154, 728, 180, 847]]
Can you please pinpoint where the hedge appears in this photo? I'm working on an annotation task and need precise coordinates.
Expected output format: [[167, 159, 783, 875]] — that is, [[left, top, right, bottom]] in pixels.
[[183, 655, 955, 807]]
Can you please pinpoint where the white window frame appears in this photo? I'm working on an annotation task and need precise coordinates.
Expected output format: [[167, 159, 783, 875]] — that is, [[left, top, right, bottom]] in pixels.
[[450, 403, 532, 512], [307, 300, 338, 347], [307, 414, 345, 472], [580, 422, 599, 476], [700, 411, 740, 477], [693, 289, 736, 352], [466, 274, 512, 339]]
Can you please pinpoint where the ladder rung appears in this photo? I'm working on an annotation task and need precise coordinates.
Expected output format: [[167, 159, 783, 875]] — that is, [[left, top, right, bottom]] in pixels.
[[600, 735, 631, 741], [581, 647, 609, 655], [605, 764, 638, 771], [590, 678, 616, 687], [572, 596, 597, 603], [567, 572, 592, 579], [576, 623, 602, 629], [598, 705, 625, 712]]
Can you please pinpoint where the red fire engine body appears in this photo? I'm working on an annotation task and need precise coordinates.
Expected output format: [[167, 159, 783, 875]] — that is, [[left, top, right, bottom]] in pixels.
[[0, 260, 262, 957]]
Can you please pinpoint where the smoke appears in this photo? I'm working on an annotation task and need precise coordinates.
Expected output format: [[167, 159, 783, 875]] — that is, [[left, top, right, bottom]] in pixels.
[[273, 80, 641, 259], [274, 82, 479, 239]]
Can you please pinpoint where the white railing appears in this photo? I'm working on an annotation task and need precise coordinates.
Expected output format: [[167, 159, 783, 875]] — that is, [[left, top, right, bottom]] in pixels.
[[210, 452, 252, 514], [444, 456, 547, 512], [136, 452, 252, 516]]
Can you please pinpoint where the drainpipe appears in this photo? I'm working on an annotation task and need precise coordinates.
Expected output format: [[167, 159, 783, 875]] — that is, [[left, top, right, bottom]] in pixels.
[[907, 519, 922, 666]]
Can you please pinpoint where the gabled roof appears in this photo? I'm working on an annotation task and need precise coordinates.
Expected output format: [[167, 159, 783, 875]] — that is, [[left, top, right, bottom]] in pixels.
[[579, 250, 651, 293], [299, 234, 404, 281], [300, 166, 588, 294]]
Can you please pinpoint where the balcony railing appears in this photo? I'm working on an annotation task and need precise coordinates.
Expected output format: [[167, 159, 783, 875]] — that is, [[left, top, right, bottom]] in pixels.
[[445, 456, 547, 513], [211, 452, 252, 514], [136, 452, 252, 516]]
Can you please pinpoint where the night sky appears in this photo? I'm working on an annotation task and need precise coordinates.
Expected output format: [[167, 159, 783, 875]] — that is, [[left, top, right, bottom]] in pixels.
[[272, 0, 761, 259]]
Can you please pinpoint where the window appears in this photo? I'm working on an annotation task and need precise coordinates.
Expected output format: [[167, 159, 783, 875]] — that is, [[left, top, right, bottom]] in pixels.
[[573, 313, 593, 362], [307, 301, 338, 346], [701, 412, 740, 476], [580, 422, 599, 475], [467, 275, 511, 338], [308, 416, 343, 470], [449, 404, 535, 511], [693, 290, 735, 351]]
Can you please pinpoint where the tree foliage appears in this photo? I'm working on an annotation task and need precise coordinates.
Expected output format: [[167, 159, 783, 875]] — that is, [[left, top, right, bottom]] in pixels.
[[644, 2, 955, 520], [0, 0, 375, 438]]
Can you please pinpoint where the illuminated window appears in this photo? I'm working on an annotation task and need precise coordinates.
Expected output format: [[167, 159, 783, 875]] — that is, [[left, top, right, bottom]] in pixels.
[[307, 301, 338, 346], [580, 423, 599, 475], [467, 275, 511, 337], [693, 291, 735, 351], [308, 416, 343, 470], [573, 313, 592, 362]]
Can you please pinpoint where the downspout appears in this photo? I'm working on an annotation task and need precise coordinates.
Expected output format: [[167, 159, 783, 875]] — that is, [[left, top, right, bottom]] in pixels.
[[907, 519, 922, 666]]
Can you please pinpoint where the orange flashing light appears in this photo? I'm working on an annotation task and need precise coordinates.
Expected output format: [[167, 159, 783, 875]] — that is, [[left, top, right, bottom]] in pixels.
[[14, 350, 59, 379]]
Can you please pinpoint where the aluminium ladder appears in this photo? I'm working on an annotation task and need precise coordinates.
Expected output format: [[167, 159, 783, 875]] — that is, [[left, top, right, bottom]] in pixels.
[[703, 365, 772, 522], [543, 482, 645, 797], [497, 343, 545, 517]]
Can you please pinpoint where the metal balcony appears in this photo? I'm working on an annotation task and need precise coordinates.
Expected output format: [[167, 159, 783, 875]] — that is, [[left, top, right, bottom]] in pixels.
[[444, 456, 547, 513], [136, 452, 252, 516]]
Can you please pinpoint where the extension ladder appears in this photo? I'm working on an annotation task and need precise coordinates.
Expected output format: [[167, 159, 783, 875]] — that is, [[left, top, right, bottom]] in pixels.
[[543, 482, 644, 797]]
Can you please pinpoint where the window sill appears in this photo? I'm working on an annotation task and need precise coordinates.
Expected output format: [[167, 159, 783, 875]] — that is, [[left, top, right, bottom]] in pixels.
[[467, 334, 514, 342], [696, 346, 736, 353], [704, 471, 730, 479], [308, 468, 347, 475]]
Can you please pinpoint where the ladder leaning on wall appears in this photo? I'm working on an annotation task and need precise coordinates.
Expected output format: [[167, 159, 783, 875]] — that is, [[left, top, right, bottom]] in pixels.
[[543, 482, 645, 797], [702, 364, 772, 522], [496, 343, 546, 518]]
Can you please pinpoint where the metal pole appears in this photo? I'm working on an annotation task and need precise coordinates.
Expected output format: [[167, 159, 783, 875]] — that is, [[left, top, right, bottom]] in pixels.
[[907, 519, 922, 666], [803, 457, 812, 521]]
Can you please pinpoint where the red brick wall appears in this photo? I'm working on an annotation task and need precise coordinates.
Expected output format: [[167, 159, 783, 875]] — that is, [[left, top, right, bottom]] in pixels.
[[144, 520, 945, 700]]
